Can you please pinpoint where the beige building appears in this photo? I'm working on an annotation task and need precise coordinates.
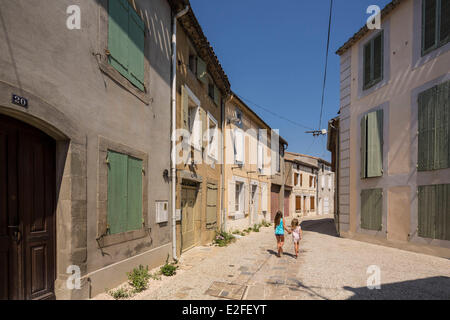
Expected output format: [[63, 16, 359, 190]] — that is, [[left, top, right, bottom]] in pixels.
[[285, 152, 319, 218], [330, 0, 450, 258], [173, 4, 230, 255], [223, 94, 289, 231], [0, 0, 178, 299]]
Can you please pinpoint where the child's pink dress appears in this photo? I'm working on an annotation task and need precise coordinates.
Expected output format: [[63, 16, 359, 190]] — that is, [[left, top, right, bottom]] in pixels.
[[292, 226, 301, 243]]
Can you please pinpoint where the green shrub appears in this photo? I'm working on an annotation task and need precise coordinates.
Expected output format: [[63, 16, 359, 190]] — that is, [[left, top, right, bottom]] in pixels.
[[213, 230, 236, 247], [109, 287, 131, 300], [127, 265, 150, 293], [160, 255, 178, 277], [262, 220, 272, 227], [253, 224, 261, 232]]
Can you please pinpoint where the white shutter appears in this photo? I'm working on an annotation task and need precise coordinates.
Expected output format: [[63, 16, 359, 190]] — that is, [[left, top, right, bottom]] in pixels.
[[235, 129, 244, 163], [261, 183, 268, 211], [328, 175, 332, 189], [257, 142, 263, 171], [228, 181, 235, 215], [244, 183, 249, 214], [322, 176, 325, 189]]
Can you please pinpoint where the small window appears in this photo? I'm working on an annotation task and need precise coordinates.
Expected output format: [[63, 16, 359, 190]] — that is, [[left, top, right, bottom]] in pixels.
[[363, 31, 383, 90], [422, 0, 450, 56], [296, 196, 301, 211], [108, 0, 145, 91], [189, 54, 197, 74], [361, 110, 384, 179], [235, 182, 243, 212], [310, 197, 315, 211], [208, 83, 215, 100], [207, 113, 218, 161]]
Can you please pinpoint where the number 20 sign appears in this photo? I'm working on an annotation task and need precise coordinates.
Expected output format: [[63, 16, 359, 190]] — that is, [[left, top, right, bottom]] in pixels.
[[12, 94, 28, 108]]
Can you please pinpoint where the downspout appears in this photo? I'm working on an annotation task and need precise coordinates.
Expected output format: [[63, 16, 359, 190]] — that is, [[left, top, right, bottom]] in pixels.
[[171, 5, 189, 261]]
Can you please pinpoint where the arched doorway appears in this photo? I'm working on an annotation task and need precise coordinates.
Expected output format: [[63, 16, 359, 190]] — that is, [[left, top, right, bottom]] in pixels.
[[0, 114, 56, 300]]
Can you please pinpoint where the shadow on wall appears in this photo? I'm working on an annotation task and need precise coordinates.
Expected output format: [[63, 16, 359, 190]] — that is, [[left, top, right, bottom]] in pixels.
[[300, 218, 339, 237], [344, 276, 450, 300]]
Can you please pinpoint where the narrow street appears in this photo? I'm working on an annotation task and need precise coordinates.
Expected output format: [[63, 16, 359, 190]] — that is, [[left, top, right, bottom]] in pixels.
[[94, 215, 450, 300]]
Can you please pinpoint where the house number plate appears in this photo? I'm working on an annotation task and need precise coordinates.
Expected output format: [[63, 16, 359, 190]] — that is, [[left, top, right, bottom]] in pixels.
[[12, 94, 28, 108]]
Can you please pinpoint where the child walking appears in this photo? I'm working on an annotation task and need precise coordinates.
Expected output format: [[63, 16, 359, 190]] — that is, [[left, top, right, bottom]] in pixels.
[[274, 211, 291, 258], [290, 219, 303, 259]]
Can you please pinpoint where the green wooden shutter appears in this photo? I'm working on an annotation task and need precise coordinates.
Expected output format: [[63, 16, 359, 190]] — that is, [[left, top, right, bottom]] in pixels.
[[422, 0, 438, 54], [363, 42, 371, 88], [436, 80, 450, 169], [418, 184, 450, 240], [418, 86, 437, 171], [127, 156, 143, 231], [108, 0, 129, 77], [373, 32, 383, 83], [360, 115, 367, 179], [206, 184, 218, 229], [197, 57, 207, 84], [107, 151, 128, 235], [440, 0, 450, 45], [367, 110, 383, 177], [128, 8, 145, 91], [361, 189, 382, 231]]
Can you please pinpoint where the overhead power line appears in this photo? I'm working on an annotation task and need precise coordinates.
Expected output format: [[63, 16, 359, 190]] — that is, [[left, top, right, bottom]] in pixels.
[[234, 93, 314, 131]]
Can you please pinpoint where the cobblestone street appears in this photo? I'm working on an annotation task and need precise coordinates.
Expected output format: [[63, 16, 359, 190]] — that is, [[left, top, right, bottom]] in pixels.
[[94, 215, 450, 300]]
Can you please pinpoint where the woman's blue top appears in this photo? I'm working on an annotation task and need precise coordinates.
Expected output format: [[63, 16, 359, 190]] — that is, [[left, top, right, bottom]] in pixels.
[[275, 218, 284, 235]]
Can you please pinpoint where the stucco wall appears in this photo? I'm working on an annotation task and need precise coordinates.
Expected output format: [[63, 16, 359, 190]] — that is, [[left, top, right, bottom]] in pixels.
[[339, 0, 450, 257], [0, 0, 173, 298]]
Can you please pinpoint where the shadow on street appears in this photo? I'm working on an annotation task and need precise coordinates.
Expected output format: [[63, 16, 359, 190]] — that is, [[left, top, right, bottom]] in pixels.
[[344, 276, 450, 300], [301, 218, 339, 237]]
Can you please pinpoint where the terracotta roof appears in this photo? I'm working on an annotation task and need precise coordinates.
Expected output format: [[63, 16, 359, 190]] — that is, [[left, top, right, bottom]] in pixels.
[[336, 0, 405, 56], [285, 151, 331, 167], [169, 0, 231, 94]]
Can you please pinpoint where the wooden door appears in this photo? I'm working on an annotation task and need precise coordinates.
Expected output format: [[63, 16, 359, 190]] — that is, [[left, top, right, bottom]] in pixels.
[[0, 115, 56, 300], [270, 185, 280, 222], [284, 191, 290, 218], [181, 186, 197, 252]]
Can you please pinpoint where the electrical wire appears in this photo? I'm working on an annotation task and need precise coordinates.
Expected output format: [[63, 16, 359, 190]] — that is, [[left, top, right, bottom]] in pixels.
[[234, 93, 314, 131], [318, 0, 333, 131]]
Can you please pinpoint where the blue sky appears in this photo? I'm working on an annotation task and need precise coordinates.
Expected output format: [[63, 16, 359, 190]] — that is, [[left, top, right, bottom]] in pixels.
[[190, 0, 391, 161]]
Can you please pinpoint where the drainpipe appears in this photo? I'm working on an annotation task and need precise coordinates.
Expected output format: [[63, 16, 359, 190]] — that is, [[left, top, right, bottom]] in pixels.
[[171, 5, 189, 261]]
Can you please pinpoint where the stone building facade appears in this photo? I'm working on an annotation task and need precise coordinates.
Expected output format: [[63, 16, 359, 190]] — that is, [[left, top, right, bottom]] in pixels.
[[0, 0, 175, 299]]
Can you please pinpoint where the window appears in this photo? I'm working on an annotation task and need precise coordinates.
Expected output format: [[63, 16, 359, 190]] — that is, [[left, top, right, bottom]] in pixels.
[[188, 106, 201, 149], [107, 150, 143, 235], [207, 113, 218, 160], [300, 174, 303, 187], [208, 83, 215, 100], [257, 132, 264, 173], [189, 54, 197, 74], [363, 31, 384, 90], [361, 189, 382, 231], [296, 196, 301, 212], [328, 175, 332, 189], [234, 128, 245, 164], [361, 109, 384, 179], [309, 176, 313, 188], [422, 0, 450, 56], [418, 80, 450, 171], [418, 184, 450, 240], [235, 182, 243, 212], [310, 197, 315, 211], [108, 0, 145, 91], [294, 173, 299, 186]]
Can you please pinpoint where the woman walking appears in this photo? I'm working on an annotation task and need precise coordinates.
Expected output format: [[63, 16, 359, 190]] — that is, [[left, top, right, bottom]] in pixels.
[[274, 211, 290, 257]]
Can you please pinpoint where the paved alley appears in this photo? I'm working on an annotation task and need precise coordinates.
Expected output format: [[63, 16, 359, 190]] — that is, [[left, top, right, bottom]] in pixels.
[[94, 215, 450, 300]]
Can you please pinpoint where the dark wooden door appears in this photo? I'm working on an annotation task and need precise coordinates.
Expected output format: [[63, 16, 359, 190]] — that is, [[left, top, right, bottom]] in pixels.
[[284, 191, 290, 218], [270, 185, 280, 222], [0, 115, 55, 300]]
